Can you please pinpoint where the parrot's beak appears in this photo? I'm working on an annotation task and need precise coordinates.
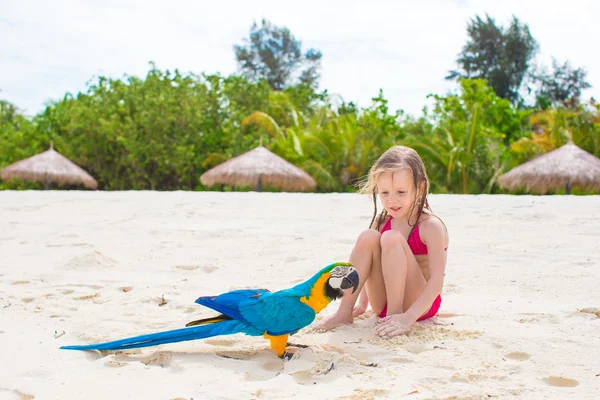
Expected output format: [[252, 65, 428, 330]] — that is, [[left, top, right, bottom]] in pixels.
[[340, 269, 360, 294]]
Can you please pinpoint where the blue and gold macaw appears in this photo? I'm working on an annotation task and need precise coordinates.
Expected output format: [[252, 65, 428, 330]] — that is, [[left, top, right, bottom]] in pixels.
[[61, 262, 358, 359]]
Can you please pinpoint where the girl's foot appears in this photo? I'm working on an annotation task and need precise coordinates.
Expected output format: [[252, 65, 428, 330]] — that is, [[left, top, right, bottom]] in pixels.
[[352, 303, 368, 317], [313, 311, 353, 331]]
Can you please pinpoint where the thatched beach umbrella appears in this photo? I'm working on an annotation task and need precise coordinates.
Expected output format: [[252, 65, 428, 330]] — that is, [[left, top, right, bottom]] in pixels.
[[498, 141, 600, 194], [0, 143, 98, 190], [200, 146, 316, 192]]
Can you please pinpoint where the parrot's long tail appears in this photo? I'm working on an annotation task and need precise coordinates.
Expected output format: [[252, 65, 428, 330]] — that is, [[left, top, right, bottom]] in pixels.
[[60, 318, 242, 351]]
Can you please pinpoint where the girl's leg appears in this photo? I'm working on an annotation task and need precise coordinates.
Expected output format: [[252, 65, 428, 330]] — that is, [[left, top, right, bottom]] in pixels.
[[379, 230, 427, 315], [352, 287, 369, 317], [314, 229, 384, 330], [363, 235, 387, 315]]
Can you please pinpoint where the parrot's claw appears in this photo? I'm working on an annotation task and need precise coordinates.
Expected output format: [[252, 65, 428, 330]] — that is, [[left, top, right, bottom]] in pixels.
[[281, 351, 294, 361]]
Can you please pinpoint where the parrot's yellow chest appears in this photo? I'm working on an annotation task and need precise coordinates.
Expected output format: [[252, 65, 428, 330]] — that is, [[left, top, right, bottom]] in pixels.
[[299, 273, 331, 314]]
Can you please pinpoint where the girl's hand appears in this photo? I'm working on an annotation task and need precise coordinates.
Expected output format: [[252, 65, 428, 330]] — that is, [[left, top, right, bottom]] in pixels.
[[374, 313, 414, 337]]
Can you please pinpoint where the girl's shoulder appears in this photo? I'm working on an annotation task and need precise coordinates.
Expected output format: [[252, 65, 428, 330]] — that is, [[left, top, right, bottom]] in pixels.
[[418, 212, 449, 245], [418, 215, 445, 232]]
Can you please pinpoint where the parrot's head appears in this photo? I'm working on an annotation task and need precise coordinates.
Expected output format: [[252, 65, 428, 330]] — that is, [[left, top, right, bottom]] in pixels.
[[324, 262, 359, 300]]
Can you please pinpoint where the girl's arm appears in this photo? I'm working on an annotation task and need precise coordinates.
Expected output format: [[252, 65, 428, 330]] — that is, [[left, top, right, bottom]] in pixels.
[[404, 218, 447, 323]]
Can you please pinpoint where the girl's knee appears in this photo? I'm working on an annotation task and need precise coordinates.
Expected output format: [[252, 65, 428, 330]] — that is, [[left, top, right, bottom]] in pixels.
[[356, 229, 380, 249], [380, 230, 406, 253]]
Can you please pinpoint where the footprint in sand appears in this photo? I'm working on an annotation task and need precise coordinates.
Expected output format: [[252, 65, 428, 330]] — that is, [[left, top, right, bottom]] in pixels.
[[244, 358, 283, 381], [517, 313, 560, 324], [285, 347, 372, 385], [292, 369, 323, 385], [119, 286, 133, 293], [390, 356, 414, 364], [403, 342, 429, 354], [56, 284, 104, 290], [73, 293, 100, 301], [204, 338, 239, 347], [173, 265, 199, 271], [174, 265, 219, 273], [505, 351, 530, 361], [337, 388, 389, 399], [104, 360, 128, 368], [442, 283, 460, 294], [62, 251, 117, 269], [47, 243, 90, 248], [578, 307, 600, 318], [450, 361, 507, 384], [139, 352, 173, 367], [113, 351, 173, 368], [289, 359, 342, 386], [216, 349, 259, 360], [543, 376, 579, 387]]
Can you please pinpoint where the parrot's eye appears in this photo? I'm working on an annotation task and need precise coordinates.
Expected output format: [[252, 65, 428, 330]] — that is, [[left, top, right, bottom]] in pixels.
[[326, 265, 359, 300]]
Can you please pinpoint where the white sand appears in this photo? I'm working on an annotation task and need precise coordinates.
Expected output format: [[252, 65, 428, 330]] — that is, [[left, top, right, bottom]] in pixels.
[[0, 191, 598, 399]]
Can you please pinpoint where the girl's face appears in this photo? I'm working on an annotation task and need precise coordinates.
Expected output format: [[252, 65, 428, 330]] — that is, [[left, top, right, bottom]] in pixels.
[[377, 169, 418, 220]]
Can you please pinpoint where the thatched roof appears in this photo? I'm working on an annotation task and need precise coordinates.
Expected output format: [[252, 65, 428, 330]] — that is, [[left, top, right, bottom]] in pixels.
[[200, 146, 316, 192], [0, 144, 98, 189], [498, 142, 600, 193]]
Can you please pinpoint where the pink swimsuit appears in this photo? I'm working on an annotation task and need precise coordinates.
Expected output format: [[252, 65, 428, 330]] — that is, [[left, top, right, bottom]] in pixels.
[[377, 217, 443, 321]]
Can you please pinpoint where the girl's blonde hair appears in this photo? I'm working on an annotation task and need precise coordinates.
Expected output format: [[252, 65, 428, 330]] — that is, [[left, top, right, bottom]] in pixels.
[[359, 146, 431, 232]]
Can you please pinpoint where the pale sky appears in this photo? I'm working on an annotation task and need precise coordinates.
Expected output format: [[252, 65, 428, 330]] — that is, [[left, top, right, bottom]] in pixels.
[[2, 0, 599, 118]]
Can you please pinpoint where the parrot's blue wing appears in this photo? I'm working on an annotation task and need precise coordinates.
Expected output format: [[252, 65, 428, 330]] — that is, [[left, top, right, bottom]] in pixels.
[[196, 288, 316, 336], [195, 289, 270, 322], [239, 290, 316, 335]]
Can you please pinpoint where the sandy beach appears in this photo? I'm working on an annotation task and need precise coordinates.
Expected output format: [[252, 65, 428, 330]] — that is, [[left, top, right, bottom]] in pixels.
[[0, 191, 598, 399]]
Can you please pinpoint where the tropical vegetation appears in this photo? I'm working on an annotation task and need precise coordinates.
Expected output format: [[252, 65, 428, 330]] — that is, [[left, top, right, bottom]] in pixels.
[[1, 15, 598, 193]]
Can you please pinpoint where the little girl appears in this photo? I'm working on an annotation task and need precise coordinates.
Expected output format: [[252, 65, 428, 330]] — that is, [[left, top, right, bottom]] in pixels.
[[315, 145, 449, 337]]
